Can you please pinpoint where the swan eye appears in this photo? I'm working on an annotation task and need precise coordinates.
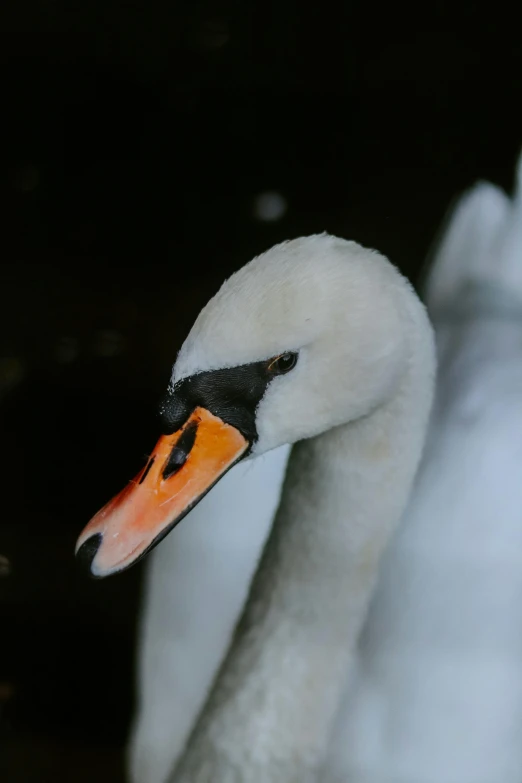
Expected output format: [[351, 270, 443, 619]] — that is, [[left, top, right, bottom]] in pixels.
[[267, 352, 298, 375]]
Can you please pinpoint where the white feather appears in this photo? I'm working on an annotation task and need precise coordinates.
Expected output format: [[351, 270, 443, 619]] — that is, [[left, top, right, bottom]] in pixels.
[[325, 150, 522, 783]]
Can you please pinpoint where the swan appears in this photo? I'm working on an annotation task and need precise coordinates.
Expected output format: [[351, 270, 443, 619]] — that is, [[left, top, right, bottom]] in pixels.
[[124, 154, 522, 783], [76, 234, 436, 781], [326, 154, 522, 783], [127, 158, 522, 783]]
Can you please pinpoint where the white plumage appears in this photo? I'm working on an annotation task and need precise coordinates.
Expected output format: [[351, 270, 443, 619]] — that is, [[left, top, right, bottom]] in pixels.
[[128, 150, 522, 783], [128, 233, 435, 782], [327, 153, 522, 783]]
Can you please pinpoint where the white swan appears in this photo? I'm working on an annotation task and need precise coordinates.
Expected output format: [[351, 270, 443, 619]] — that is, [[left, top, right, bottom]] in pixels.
[[326, 154, 522, 783], [130, 155, 522, 783], [76, 234, 435, 781]]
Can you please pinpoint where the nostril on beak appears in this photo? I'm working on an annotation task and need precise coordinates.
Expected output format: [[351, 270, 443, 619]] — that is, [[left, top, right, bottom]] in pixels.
[[76, 534, 102, 575], [163, 420, 199, 480]]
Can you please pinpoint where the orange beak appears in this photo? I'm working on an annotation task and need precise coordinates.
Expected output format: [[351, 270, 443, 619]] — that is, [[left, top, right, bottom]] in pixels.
[[75, 407, 249, 577]]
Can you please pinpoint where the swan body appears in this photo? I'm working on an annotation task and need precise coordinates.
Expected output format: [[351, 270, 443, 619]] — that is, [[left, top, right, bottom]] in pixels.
[[326, 156, 522, 783]]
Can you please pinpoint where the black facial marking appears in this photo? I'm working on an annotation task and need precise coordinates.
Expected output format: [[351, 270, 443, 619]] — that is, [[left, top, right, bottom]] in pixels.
[[159, 357, 290, 443], [162, 419, 198, 480], [138, 456, 155, 485], [159, 392, 192, 434]]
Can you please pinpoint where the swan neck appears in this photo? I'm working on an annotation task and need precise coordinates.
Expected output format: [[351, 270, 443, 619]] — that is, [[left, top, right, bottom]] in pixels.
[[170, 301, 435, 782]]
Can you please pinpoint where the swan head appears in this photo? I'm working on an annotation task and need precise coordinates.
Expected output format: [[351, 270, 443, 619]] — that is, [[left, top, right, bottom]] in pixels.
[[76, 234, 415, 577]]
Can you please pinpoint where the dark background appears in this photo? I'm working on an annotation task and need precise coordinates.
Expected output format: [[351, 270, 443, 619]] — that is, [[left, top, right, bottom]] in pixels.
[[0, 1, 520, 780]]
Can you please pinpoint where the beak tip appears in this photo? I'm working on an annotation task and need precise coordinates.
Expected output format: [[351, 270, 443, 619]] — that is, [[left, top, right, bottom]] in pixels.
[[76, 533, 103, 577]]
